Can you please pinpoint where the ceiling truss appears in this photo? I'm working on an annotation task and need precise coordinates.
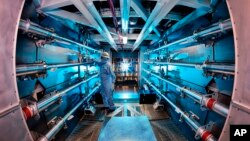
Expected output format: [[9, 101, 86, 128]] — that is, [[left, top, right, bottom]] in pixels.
[[38, 0, 211, 50]]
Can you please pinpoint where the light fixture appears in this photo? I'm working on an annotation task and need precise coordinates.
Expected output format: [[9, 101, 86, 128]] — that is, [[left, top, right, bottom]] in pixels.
[[121, 62, 129, 71], [123, 36, 128, 44]]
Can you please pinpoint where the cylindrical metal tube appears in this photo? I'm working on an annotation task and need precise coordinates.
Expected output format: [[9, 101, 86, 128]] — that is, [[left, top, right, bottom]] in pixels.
[[40, 85, 100, 141], [203, 97, 228, 117], [22, 74, 99, 120], [37, 74, 99, 111], [16, 63, 46, 73], [143, 61, 234, 75], [142, 77, 216, 141], [143, 69, 202, 100], [19, 19, 101, 53], [16, 62, 93, 76], [145, 19, 232, 54], [142, 69, 228, 117]]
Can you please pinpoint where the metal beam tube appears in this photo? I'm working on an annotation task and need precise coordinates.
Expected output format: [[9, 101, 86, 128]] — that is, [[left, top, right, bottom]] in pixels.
[[16, 62, 93, 76], [19, 19, 101, 53], [37, 74, 99, 111], [143, 61, 235, 74], [142, 77, 217, 141], [132, 0, 179, 51], [38, 84, 100, 141], [22, 74, 99, 120], [145, 19, 232, 54], [142, 69, 228, 117]]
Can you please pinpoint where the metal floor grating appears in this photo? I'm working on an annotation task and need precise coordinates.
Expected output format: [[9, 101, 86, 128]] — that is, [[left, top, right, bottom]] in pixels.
[[140, 104, 169, 120], [66, 120, 102, 141], [151, 120, 187, 141]]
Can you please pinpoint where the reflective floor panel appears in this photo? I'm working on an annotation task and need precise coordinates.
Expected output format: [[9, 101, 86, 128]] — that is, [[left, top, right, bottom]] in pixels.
[[98, 116, 157, 141]]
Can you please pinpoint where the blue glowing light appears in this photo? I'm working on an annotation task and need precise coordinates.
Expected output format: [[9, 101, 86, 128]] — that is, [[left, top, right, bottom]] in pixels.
[[121, 62, 129, 71], [113, 91, 139, 100]]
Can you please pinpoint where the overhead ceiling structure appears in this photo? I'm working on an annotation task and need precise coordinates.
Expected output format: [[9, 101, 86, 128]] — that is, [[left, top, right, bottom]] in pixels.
[[38, 0, 211, 51]]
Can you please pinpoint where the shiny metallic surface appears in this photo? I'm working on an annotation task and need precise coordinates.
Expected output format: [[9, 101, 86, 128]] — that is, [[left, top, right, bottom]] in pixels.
[[132, 0, 179, 51], [143, 68, 228, 117], [0, 0, 33, 140], [71, 0, 117, 50], [130, 0, 161, 37], [143, 77, 216, 141], [17, 62, 93, 76], [19, 20, 101, 53], [120, 0, 131, 34], [219, 1, 250, 140], [144, 61, 235, 75], [37, 74, 99, 112], [42, 85, 100, 140], [145, 19, 232, 54]]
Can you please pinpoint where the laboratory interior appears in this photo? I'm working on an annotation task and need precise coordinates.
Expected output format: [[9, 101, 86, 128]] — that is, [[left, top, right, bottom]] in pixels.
[[1, 0, 250, 141]]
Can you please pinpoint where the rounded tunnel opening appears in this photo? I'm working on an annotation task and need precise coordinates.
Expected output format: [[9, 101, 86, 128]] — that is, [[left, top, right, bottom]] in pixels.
[[1, 0, 250, 141]]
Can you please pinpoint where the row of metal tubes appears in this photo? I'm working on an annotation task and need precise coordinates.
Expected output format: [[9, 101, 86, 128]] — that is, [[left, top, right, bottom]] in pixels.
[[16, 62, 93, 76], [37, 74, 99, 112], [142, 77, 216, 141], [40, 84, 100, 141], [19, 19, 101, 53], [143, 61, 235, 74], [144, 19, 232, 54], [142, 69, 228, 117]]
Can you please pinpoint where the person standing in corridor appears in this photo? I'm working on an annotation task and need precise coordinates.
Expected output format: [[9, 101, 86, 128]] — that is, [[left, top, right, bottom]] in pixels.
[[94, 52, 116, 113]]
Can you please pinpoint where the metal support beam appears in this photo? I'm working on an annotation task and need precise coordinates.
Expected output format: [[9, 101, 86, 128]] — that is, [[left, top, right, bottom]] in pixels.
[[91, 34, 159, 41], [37, 85, 100, 141], [40, 0, 72, 11], [142, 69, 229, 117], [93, 0, 210, 9], [40, 0, 210, 11], [45, 10, 95, 28], [120, 0, 131, 34], [100, 8, 183, 21], [142, 77, 216, 141], [132, 0, 179, 51], [145, 19, 232, 54], [71, 0, 117, 50], [130, 0, 161, 37], [178, 0, 210, 9]]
